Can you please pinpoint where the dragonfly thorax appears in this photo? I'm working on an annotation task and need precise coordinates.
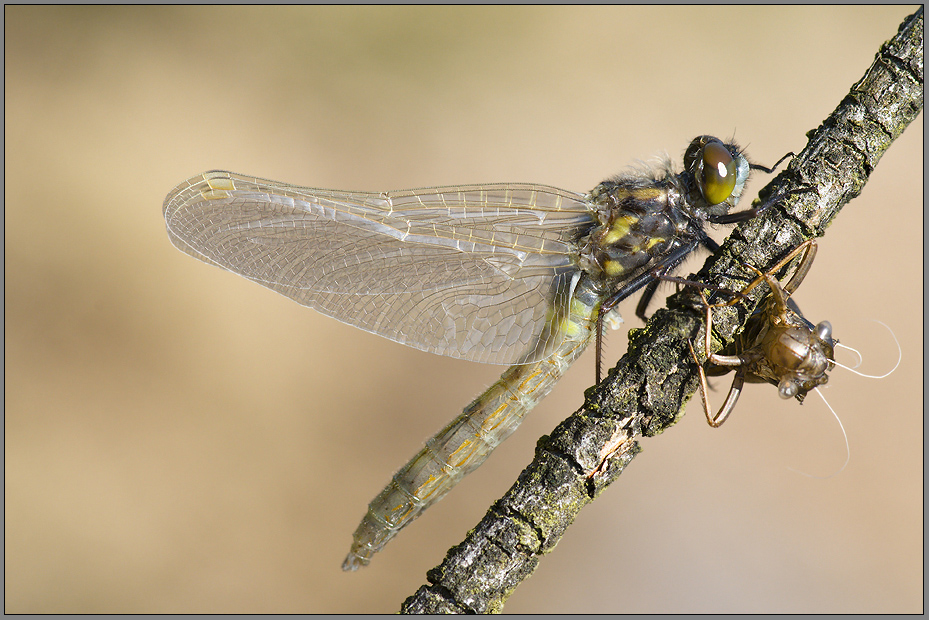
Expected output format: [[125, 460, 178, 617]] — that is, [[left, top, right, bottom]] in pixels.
[[578, 179, 691, 282]]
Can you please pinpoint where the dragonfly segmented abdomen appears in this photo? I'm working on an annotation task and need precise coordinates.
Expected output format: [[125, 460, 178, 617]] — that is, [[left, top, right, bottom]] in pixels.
[[342, 274, 601, 570]]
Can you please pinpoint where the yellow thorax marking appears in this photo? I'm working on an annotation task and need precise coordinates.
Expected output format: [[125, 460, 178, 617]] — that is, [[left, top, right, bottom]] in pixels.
[[604, 260, 625, 277], [645, 236, 666, 250], [602, 214, 638, 245]]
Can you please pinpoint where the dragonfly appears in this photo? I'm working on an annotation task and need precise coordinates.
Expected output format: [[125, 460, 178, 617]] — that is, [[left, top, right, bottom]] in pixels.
[[163, 135, 793, 570]]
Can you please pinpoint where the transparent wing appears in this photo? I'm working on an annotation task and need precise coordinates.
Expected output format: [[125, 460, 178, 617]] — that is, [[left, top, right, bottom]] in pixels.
[[164, 171, 594, 364]]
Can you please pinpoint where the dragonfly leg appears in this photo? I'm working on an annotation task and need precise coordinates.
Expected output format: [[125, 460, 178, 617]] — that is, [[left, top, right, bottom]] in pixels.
[[709, 184, 813, 225], [599, 239, 701, 322], [595, 313, 604, 384], [748, 151, 795, 175], [634, 279, 661, 322]]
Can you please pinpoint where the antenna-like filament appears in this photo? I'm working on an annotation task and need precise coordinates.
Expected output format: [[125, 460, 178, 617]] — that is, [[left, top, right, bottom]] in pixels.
[[832, 320, 901, 379], [786, 321, 899, 478], [787, 387, 850, 479]]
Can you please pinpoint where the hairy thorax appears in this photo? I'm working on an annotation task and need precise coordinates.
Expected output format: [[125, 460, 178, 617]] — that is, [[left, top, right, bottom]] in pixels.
[[577, 172, 696, 286]]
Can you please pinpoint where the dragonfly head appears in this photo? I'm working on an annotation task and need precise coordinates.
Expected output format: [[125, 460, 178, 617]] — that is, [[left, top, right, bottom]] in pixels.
[[683, 136, 751, 219]]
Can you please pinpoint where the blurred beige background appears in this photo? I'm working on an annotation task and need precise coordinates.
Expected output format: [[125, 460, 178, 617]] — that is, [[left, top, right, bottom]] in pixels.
[[5, 6, 922, 614]]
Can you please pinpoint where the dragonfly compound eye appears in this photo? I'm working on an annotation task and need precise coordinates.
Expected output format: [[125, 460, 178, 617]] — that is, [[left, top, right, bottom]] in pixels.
[[699, 140, 738, 205]]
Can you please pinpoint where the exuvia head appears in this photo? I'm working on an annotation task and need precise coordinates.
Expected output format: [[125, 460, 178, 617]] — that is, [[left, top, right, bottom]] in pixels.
[[769, 323, 836, 400]]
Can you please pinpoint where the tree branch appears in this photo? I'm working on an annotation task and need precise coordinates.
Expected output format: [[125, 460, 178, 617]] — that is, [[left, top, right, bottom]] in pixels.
[[400, 8, 923, 614]]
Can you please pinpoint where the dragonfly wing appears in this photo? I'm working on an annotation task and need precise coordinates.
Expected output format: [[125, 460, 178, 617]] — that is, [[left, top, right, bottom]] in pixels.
[[164, 171, 594, 364]]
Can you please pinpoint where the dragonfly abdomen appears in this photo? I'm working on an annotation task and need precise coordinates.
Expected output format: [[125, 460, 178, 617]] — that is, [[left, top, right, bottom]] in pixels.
[[342, 280, 600, 570]]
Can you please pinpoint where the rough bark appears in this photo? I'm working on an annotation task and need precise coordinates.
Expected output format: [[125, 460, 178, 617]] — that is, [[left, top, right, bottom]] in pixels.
[[400, 8, 922, 614]]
